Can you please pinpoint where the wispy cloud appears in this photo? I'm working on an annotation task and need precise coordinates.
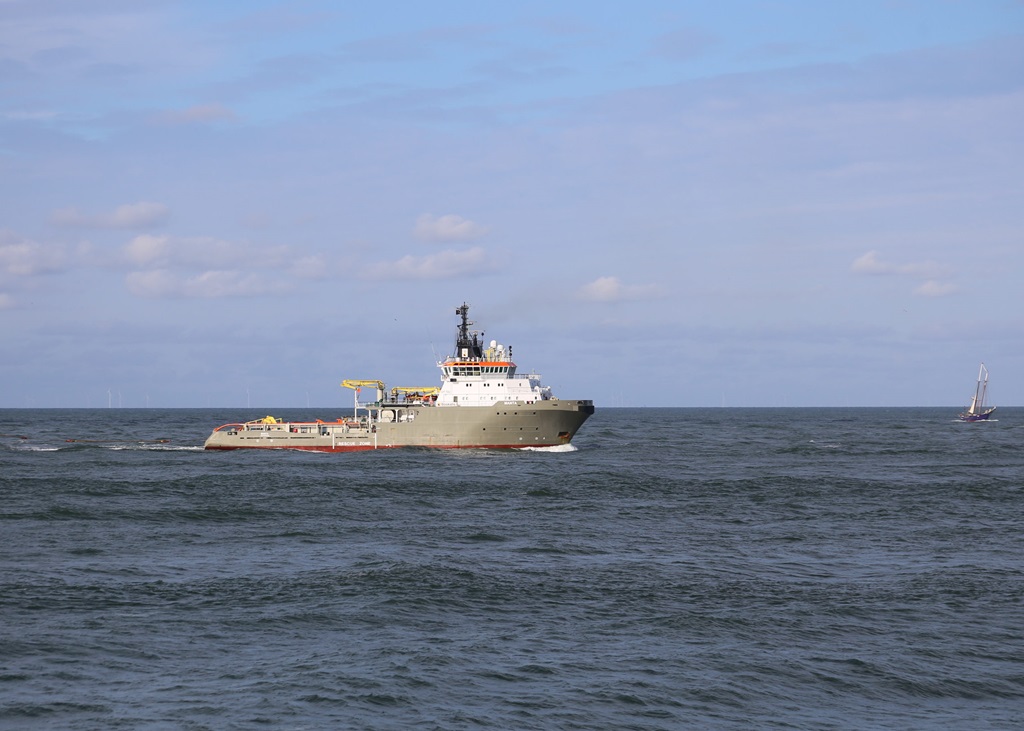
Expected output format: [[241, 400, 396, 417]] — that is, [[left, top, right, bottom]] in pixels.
[[363, 246, 491, 280], [414, 213, 489, 242], [0, 230, 67, 276], [577, 276, 663, 302], [122, 234, 296, 270], [152, 103, 237, 125], [3, 109, 58, 121], [850, 250, 948, 278], [121, 234, 332, 298], [289, 255, 331, 280], [52, 202, 170, 230], [913, 280, 959, 297], [851, 250, 958, 297], [125, 270, 293, 299], [651, 27, 719, 62], [336, 24, 495, 66]]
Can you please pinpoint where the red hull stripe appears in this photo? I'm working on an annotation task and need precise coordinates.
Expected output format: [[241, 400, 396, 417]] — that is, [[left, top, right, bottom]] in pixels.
[[205, 443, 559, 452]]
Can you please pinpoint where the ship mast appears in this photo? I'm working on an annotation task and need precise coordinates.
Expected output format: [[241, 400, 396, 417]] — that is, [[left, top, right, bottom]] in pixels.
[[454, 302, 484, 359]]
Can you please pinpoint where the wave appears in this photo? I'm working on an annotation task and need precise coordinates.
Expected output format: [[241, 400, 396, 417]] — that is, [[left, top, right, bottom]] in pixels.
[[5, 442, 204, 452]]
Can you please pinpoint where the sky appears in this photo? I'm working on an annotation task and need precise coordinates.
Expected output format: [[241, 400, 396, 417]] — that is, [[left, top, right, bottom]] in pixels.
[[2, 0, 1023, 409]]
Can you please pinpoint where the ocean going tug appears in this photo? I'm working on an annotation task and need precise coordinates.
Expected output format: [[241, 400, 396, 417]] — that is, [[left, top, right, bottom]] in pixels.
[[204, 303, 594, 451]]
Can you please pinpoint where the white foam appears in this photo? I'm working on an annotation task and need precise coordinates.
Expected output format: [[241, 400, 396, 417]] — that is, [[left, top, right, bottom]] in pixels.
[[522, 443, 578, 453], [106, 445, 205, 451]]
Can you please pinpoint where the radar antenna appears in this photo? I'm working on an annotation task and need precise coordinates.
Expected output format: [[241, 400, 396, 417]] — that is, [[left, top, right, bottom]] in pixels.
[[454, 302, 484, 359]]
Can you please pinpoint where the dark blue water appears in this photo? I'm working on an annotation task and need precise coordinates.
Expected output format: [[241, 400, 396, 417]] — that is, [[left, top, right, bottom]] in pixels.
[[2, 407, 1022, 730]]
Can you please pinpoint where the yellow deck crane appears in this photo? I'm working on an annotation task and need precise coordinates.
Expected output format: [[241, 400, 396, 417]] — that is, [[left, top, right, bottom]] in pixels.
[[340, 380, 386, 418], [389, 386, 441, 403]]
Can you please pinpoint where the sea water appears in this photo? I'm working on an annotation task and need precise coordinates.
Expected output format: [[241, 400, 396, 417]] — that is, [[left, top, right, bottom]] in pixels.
[[1, 407, 1022, 730]]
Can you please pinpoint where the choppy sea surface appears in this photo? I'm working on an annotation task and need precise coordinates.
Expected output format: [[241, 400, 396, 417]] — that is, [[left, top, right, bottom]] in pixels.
[[1, 407, 1022, 730]]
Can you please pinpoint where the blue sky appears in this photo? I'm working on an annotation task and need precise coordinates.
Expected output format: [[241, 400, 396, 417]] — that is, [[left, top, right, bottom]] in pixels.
[[2, 0, 1022, 408]]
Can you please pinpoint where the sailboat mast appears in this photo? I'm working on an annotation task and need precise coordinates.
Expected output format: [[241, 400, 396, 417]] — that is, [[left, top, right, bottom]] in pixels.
[[970, 363, 988, 415], [958, 362, 995, 422], [977, 363, 988, 412]]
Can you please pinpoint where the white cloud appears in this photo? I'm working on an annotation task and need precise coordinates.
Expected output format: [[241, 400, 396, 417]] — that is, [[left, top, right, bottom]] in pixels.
[[363, 247, 491, 280], [0, 230, 66, 276], [53, 202, 170, 230], [913, 280, 959, 297], [0, 292, 15, 309], [125, 269, 293, 299], [852, 250, 959, 297], [121, 234, 329, 298], [850, 250, 888, 274], [124, 234, 170, 265], [414, 213, 489, 242], [850, 250, 948, 278], [577, 276, 663, 302]]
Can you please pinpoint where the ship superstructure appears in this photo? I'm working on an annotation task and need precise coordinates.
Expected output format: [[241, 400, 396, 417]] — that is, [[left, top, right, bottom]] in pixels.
[[204, 303, 593, 452], [435, 303, 552, 407]]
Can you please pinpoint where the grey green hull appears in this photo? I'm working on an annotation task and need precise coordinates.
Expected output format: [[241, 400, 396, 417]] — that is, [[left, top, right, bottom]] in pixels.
[[204, 399, 594, 452]]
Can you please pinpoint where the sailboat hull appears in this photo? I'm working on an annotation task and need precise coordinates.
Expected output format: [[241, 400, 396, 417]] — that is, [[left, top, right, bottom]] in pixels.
[[958, 407, 996, 422]]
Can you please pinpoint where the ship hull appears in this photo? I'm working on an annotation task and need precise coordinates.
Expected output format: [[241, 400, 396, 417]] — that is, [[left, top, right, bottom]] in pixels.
[[204, 400, 594, 452]]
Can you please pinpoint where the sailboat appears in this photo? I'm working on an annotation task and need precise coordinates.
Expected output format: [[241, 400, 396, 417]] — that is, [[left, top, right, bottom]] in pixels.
[[958, 363, 996, 422]]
